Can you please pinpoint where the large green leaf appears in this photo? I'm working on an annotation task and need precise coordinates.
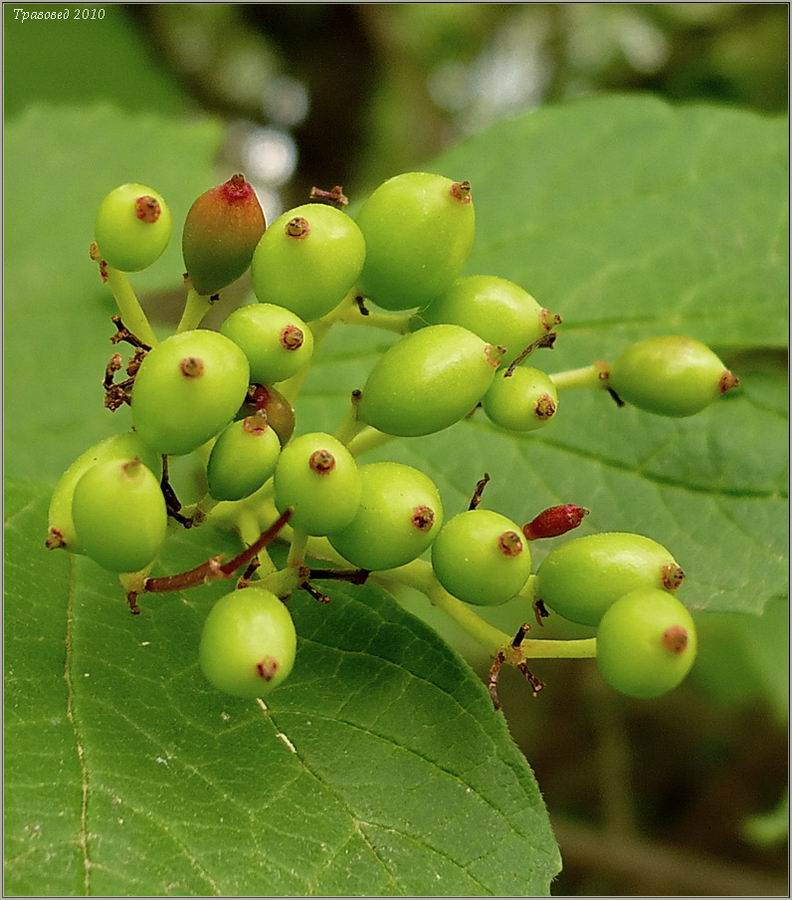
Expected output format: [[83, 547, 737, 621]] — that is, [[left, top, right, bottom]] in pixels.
[[4, 483, 560, 896], [4, 106, 223, 482]]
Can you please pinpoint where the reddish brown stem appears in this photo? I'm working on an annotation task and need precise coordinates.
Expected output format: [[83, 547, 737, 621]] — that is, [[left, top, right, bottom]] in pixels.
[[468, 472, 491, 511], [504, 332, 557, 378], [308, 568, 370, 585]]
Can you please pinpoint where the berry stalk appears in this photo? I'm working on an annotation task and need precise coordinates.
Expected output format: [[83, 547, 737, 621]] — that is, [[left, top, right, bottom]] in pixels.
[[177, 286, 215, 334], [105, 266, 158, 348], [550, 362, 610, 391]]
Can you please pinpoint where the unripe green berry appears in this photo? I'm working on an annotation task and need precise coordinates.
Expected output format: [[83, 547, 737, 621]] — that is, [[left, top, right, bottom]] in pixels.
[[71, 458, 167, 573], [131, 330, 250, 456], [356, 172, 475, 311], [358, 324, 503, 437], [47, 433, 161, 554], [207, 413, 281, 502], [221, 303, 313, 385], [329, 462, 443, 571], [273, 433, 361, 535], [239, 384, 295, 446], [199, 587, 296, 699], [609, 336, 740, 418], [182, 173, 266, 296], [251, 204, 365, 320], [431, 510, 532, 606], [536, 532, 685, 627], [418, 276, 560, 355], [483, 366, 558, 432], [597, 588, 697, 699], [95, 183, 172, 272]]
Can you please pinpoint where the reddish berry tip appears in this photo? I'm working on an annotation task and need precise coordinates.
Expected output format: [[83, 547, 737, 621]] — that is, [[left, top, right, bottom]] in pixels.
[[135, 195, 161, 223], [719, 370, 740, 395], [256, 656, 279, 681], [450, 180, 472, 204], [179, 356, 205, 378], [411, 505, 435, 533], [522, 504, 590, 541], [309, 449, 335, 475], [286, 216, 311, 239], [540, 308, 563, 332], [279, 325, 305, 351], [45, 527, 66, 550], [535, 394, 557, 420], [662, 625, 689, 655], [661, 563, 685, 591], [220, 173, 255, 204], [498, 530, 524, 557], [121, 458, 143, 477], [243, 412, 269, 435]]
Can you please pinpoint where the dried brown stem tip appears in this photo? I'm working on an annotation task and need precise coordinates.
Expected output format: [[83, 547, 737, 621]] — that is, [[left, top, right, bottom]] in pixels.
[[498, 531, 524, 557], [719, 370, 741, 394], [309, 185, 349, 207], [309, 449, 336, 475], [135, 195, 161, 223], [485, 344, 507, 369], [662, 625, 689, 654], [539, 308, 563, 332], [411, 506, 435, 532], [523, 504, 590, 541], [504, 333, 557, 378], [450, 180, 472, 204], [285, 216, 311, 239], [45, 528, 66, 550], [468, 472, 491, 510], [110, 314, 152, 351], [279, 325, 304, 351], [180, 357, 204, 378], [661, 563, 685, 591]]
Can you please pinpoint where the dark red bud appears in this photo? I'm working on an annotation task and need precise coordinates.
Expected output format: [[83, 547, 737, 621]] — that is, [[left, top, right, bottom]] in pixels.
[[522, 504, 589, 541]]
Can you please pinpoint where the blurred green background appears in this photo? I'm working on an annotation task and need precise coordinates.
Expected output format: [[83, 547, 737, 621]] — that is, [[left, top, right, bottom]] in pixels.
[[4, 3, 788, 896]]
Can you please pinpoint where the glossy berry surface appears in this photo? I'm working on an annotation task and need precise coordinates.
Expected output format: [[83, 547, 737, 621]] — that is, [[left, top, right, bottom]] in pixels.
[[207, 414, 281, 501], [597, 588, 697, 699], [609, 335, 739, 418], [47, 433, 161, 555], [418, 275, 558, 356], [358, 324, 502, 437], [536, 532, 684, 627], [356, 172, 475, 311], [239, 383, 295, 445], [131, 330, 250, 456], [182, 173, 266, 296], [251, 203, 365, 321], [199, 587, 296, 699], [95, 183, 172, 272], [431, 509, 532, 606], [221, 303, 313, 385], [71, 458, 167, 573], [483, 366, 559, 432], [273, 432, 361, 535], [329, 462, 443, 571]]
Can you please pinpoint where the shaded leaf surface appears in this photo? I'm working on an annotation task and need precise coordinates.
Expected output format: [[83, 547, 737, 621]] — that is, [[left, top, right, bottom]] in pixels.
[[4, 484, 560, 896]]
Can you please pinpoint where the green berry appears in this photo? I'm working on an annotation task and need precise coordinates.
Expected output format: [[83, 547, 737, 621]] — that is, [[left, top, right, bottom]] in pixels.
[[239, 383, 295, 446], [221, 303, 313, 385], [273, 433, 361, 535], [131, 330, 250, 456], [251, 204, 365, 320], [71, 458, 167, 573], [483, 366, 558, 432], [418, 276, 560, 355], [609, 336, 740, 418], [207, 413, 281, 502], [536, 532, 685, 627], [358, 324, 503, 437], [356, 172, 476, 311], [95, 183, 172, 272], [431, 510, 532, 606], [329, 462, 443, 571], [47, 433, 161, 554], [199, 587, 296, 699], [597, 589, 697, 699], [182, 173, 266, 296]]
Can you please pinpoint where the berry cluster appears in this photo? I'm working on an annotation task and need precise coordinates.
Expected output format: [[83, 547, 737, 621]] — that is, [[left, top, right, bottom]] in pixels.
[[48, 171, 739, 706]]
